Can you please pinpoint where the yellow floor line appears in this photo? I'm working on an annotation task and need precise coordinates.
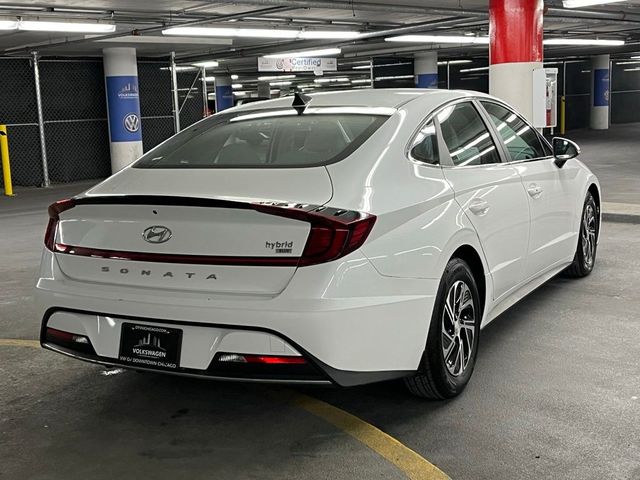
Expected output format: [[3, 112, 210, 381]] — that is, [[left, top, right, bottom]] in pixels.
[[0, 338, 40, 348], [0, 339, 449, 478], [289, 391, 451, 480]]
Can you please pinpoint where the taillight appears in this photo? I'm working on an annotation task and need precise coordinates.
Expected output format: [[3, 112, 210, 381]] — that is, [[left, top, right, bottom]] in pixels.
[[44, 198, 75, 251], [253, 203, 376, 267]]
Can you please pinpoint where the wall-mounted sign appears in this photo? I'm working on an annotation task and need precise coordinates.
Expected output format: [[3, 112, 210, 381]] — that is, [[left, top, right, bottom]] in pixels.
[[593, 69, 610, 107], [258, 57, 337, 73], [105, 75, 142, 143]]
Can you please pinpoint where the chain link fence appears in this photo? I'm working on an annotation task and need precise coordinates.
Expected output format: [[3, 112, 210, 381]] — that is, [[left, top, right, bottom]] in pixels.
[[138, 61, 174, 152], [178, 68, 205, 130], [1, 56, 206, 190], [40, 59, 111, 183], [0, 57, 43, 187]]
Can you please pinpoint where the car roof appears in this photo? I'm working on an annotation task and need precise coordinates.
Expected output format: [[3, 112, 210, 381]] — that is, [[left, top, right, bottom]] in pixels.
[[229, 88, 494, 113]]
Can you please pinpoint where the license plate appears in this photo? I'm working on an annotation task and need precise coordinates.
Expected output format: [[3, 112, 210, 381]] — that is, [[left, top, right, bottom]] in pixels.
[[119, 323, 182, 370]]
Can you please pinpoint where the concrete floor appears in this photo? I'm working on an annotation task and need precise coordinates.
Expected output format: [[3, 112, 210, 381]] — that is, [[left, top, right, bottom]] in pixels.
[[566, 123, 640, 205], [1, 185, 639, 480]]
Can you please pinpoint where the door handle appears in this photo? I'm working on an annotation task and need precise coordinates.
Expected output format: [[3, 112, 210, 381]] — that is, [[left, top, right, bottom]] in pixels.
[[469, 199, 490, 216], [527, 184, 543, 198]]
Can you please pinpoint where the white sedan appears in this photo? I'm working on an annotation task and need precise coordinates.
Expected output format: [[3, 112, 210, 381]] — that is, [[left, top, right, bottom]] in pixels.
[[36, 89, 600, 398]]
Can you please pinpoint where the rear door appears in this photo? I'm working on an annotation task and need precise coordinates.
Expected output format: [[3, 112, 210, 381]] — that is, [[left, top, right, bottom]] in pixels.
[[479, 100, 579, 280], [438, 100, 530, 301]]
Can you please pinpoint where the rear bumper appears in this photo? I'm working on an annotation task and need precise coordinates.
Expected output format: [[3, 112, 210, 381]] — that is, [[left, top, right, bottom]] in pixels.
[[35, 249, 439, 386], [40, 308, 416, 386]]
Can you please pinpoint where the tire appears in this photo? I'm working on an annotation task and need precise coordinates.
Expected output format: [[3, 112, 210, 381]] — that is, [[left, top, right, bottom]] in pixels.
[[564, 192, 598, 278], [405, 258, 481, 399]]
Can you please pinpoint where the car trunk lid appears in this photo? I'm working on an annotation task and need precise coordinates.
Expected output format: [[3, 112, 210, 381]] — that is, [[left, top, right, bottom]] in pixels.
[[49, 168, 333, 295]]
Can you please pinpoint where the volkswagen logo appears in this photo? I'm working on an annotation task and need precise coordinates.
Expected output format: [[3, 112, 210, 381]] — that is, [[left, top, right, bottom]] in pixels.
[[142, 226, 172, 244], [123, 113, 140, 133]]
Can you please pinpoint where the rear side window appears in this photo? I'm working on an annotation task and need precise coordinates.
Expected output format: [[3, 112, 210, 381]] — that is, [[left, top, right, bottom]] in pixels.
[[134, 111, 388, 169], [438, 102, 501, 167], [409, 120, 439, 165], [481, 102, 548, 161]]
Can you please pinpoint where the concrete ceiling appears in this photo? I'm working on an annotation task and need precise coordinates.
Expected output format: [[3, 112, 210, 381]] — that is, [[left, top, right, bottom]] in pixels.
[[1, 0, 640, 66]]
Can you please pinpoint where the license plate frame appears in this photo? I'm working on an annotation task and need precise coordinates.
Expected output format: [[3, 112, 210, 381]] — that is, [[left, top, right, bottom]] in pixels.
[[118, 322, 183, 371]]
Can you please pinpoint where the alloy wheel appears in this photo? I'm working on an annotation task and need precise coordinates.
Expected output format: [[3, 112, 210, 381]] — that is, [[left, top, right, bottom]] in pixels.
[[441, 280, 476, 377], [582, 203, 597, 268]]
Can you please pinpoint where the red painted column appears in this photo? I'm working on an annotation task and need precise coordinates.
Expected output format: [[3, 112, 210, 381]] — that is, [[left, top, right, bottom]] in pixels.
[[489, 0, 543, 122]]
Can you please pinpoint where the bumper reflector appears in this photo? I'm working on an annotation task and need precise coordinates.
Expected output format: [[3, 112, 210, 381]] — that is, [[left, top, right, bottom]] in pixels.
[[216, 353, 307, 365], [44, 327, 96, 356], [46, 327, 89, 345]]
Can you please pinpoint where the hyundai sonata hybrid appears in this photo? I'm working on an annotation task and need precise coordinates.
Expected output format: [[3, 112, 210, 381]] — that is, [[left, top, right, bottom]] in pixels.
[[36, 89, 600, 398]]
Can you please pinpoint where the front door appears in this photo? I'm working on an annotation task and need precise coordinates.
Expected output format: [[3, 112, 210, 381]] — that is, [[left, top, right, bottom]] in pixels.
[[478, 100, 579, 280]]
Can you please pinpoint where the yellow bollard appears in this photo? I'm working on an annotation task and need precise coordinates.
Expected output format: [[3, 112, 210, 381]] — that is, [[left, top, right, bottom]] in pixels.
[[560, 96, 566, 136], [0, 124, 14, 196]]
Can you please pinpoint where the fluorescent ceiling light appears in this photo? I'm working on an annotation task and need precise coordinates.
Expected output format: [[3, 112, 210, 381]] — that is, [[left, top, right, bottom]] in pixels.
[[374, 75, 414, 81], [617, 60, 640, 65], [160, 66, 197, 72], [314, 77, 349, 83], [270, 81, 292, 86], [460, 66, 489, 73], [624, 67, 640, 72], [192, 60, 219, 68], [204, 76, 215, 82], [0, 20, 17, 30], [438, 60, 473, 65], [372, 61, 412, 68], [562, 0, 625, 8], [231, 74, 239, 80], [352, 64, 372, 69], [164, 27, 297, 38], [298, 30, 360, 39], [264, 48, 341, 59], [351, 79, 371, 84], [257, 74, 296, 81], [386, 35, 489, 44], [232, 84, 243, 89], [162, 26, 358, 40], [19, 20, 115, 33], [544, 38, 624, 46]]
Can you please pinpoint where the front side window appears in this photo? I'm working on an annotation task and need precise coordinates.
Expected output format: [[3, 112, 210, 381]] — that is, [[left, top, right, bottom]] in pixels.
[[409, 120, 439, 165], [438, 102, 501, 166], [134, 110, 388, 169], [481, 102, 548, 161]]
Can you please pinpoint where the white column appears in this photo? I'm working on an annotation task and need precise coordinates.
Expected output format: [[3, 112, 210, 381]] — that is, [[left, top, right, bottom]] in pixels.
[[590, 54, 610, 130], [215, 75, 233, 112], [489, 0, 544, 124], [103, 47, 143, 173], [414, 52, 438, 88]]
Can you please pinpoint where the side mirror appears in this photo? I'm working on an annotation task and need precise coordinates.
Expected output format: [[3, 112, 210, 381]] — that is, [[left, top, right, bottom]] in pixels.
[[552, 137, 580, 168]]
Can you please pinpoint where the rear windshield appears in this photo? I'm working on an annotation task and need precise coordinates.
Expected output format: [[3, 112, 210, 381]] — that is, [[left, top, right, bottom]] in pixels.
[[134, 109, 389, 169]]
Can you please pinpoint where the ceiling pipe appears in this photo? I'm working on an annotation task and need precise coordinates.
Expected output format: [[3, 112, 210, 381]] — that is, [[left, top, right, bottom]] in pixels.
[[546, 6, 640, 23], [229, 0, 640, 25], [210, 0, 487, 17]]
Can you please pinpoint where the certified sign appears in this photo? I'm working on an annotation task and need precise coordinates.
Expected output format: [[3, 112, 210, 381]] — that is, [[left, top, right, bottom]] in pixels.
[[258, 57, 337, 73]]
